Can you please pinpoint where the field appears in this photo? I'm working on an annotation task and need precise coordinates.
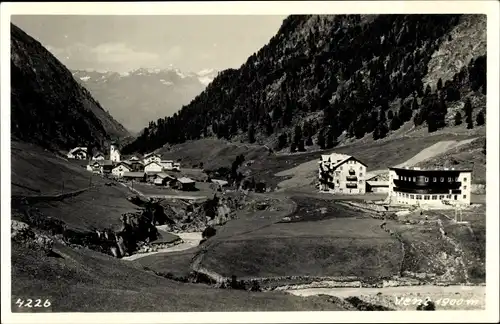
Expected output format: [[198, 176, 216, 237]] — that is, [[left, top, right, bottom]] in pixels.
[[11, 141, 107, 196], [25, 183, 139, 232], [11, 242, 347, 312]]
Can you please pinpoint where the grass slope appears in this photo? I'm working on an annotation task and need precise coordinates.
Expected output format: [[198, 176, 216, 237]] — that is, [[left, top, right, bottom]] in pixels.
[[11, 243, 346, 312], [11, 141, 107, 196]]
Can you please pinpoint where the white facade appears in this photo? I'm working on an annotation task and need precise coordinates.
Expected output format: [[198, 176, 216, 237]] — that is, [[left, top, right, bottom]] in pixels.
[[112, 164, 131, 178], [161, 160, 174, 170], [144, 161, 163, 174], [110, 144, 121, 162], [387, 168, 472, 207], [318, 153, 367, 195]]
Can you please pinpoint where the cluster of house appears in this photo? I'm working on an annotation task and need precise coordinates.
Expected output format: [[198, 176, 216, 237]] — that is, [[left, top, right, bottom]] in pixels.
[[68, 144, 197, 191], [318, 153, 472, 207]]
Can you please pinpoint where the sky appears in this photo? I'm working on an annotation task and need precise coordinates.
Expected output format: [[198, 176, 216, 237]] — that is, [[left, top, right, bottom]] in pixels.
[[11, 15, 286, 73]]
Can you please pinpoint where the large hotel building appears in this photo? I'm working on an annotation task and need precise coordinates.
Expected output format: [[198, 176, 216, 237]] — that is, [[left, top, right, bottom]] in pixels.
[[387, 166, 472, 206]]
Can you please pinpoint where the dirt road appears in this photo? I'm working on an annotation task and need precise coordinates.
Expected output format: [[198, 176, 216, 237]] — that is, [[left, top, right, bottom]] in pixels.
[[286, 285, 486, 310]]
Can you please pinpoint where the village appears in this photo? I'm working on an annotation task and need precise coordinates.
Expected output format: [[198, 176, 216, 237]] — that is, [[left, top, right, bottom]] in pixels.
[[67, 142, 475, 219], [67, 143, 230, 194]]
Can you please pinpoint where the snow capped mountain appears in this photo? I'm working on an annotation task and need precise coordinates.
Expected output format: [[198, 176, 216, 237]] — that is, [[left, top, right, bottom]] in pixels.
[[71, 67, 218, 133]]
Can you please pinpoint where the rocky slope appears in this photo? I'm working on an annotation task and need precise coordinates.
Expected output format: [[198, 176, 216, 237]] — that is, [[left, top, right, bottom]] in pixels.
[[10, 24, 129, 151], [123, 14, 486, 155], [72, 68, 218, 133]]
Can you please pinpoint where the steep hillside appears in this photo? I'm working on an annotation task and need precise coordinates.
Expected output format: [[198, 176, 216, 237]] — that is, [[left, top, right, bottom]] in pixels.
[[10, 24, 129, 152], [123, 14, 486, 155], [71, 68, 218, 133]]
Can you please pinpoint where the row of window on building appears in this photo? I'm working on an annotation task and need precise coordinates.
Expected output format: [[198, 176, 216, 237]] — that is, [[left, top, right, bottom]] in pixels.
[[398, 175, 467, 183], [334, 171, 364, 177], [397, 192, 466, 200]]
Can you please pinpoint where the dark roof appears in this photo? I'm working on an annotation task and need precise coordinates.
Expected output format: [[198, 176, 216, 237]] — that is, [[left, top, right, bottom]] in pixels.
[[389, 167, 473, 173], [123, 172, 145, 178]]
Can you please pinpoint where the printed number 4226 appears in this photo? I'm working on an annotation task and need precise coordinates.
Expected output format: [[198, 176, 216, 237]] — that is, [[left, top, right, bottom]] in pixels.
[[15, 298, 51, 308]]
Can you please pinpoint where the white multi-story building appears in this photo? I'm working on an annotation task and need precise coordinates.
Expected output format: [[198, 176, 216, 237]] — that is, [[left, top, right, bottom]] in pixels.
[[387, 166, 472, 206], [110, 143, 121, 162], [318, 153, 367, 195]]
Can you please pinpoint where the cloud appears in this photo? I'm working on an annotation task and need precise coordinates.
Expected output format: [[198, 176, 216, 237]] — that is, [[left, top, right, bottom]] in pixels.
[[44, 42, 163, 72], [90, 42, 159, 65]]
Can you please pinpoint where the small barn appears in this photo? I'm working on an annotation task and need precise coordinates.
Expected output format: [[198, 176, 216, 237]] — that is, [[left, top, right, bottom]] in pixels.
[[122, 172, 146, 182], [153, 173, 176, 186], [173, 177, 196, 191], [99, 160, 114, 174], [127, 160, 145, 172], [366, 173, 390, 193]]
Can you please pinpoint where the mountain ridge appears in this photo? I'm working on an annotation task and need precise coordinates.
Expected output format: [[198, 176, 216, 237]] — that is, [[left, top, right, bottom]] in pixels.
[[10, 23, 130, 152], [123, 14, 486, 155], [71, 67, 218, 132]]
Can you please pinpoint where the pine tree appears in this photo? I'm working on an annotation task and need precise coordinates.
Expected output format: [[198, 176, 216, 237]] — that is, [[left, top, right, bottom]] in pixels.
[[290, 142, 297, 153], [464, 98, 473, 129], [476, 110, 485, 126], [454, 112, 462, 126], [387, 110, 394, 120], [248, 124, 256, 143], [305, 136, 313, 146], [390, 113, 401, 131], [326, 129, 337, 149], [293, 125, 303, 147], [317, 128, 326, 149], [437, 78, 443, 91]]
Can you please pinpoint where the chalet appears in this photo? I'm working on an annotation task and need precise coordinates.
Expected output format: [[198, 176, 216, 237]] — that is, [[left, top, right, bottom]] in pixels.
[[129, 156, 141, 162], [144, 161, 163, 174], [112, 162, 132, 178], [144, 153, 161, 165], [87, 161, 102, 174], [87, 160, 113, 174], [161, 160, 174, 170], [122, 172, 146, 182], [67, 147, 88, 160], [173, 162, 181, 171], [92, 152, 105, 160], [153, 173, 177, 186], [366, 173, 390, 193], [173, 177, 196, 191], [318, 153, 367, 195]]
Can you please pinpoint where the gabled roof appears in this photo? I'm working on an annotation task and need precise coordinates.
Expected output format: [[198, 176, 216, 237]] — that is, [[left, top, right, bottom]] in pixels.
[[144, 152, 161, 159], [144, 161, 163, 168], [320, 153, 367, 168], [91, 160, 113, 166], [211, 179, 228, 186], [123, 172, 145, 178], [93, 152, 104, 157], [177, 177, 195, 184], [153, 172, 176, 179], [69, 147, 87, 154], [112, 163, 131, 171]]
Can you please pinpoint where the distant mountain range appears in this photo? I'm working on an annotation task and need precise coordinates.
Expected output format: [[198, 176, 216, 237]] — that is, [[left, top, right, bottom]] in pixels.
[[71, 67, 219, 133]]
